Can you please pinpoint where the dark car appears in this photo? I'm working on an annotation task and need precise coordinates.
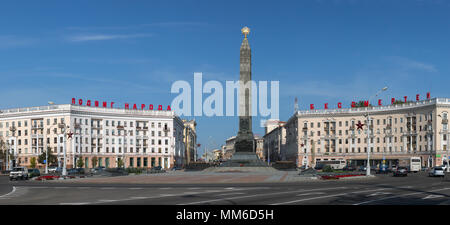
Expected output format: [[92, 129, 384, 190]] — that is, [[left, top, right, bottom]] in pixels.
[[314, 164, 325, 170], [28, 168, 41, 178], [76, 168, 85, 174], [67, 168, 79, 175], [152, 166, 163, 171], [343, 165, 356, 171], [393, 167, 408, 177], [171, 166, 183, 171]]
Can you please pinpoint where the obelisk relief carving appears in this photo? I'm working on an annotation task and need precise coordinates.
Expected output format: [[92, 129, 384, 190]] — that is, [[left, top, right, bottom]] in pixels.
[[235, 26, 255, 153]]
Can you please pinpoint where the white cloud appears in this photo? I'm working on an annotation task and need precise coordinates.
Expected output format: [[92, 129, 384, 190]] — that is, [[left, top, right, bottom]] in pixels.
[[0, 35, 36, 48], [67, 33, 153, 42], [387, 56, 438, 73]]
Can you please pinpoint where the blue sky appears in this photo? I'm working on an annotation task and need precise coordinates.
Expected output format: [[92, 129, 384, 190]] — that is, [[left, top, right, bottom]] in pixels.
[[1, 0, 450, 156]]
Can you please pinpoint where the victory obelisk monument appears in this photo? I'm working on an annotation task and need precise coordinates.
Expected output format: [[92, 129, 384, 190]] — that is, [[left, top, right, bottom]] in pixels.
[[235, 26, 255, 153], [221, 26, 267, 167]]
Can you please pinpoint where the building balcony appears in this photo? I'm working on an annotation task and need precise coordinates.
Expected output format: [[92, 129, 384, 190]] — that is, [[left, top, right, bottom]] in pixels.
[[31, 125, 44, 129], [443, 118, 448, 124], [92, 125, 102, 129]]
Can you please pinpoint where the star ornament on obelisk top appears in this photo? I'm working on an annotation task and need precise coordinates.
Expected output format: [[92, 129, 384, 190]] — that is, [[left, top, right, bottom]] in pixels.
[[241, 26, 250, 39]]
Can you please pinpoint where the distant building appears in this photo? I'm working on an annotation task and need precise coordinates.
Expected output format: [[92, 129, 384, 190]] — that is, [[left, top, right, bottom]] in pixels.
[[223, 136, 236, 160], [263, 120, 287, 163], [212, 149, 223, 161], [255, 136, 264, 161]]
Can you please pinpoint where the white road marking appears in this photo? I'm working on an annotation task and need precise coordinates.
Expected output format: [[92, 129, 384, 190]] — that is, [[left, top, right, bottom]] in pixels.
[[296, 192, 325, 197], [422, 194, 445, 200], [367, 192, 391, 197], [354, 187, 450, 205], [399, 186, 413, 189], [97, 199, 120, 203], [178, 187, 348, 205], [271, 188, 389, 205], [0, 186, 16, 199], [59, 202, 90, 205], [129, 197, 148, 200], [160, 194, 175, 197], [216, 192, 246, 197], [128, 188, 144, 190], [188, 188, 201, 190]]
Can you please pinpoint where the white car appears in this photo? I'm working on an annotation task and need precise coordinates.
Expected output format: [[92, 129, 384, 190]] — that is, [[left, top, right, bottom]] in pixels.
[[48, 167, 58, 173], [429, 167, 445, 177], [9, 167, 29, 180]]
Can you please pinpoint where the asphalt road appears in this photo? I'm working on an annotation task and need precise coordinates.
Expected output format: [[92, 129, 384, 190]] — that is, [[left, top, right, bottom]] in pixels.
[[1, 172, 450, 205]]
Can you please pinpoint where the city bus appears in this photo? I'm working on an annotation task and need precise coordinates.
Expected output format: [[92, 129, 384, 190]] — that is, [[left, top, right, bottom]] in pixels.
[[315, 159, 346, 170], [398, 157, 421, 172]]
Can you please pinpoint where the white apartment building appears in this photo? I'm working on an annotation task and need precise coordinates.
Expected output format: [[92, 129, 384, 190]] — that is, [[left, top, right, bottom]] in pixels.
[[280, 98, 450, 168], [0, 104, 185, 170]]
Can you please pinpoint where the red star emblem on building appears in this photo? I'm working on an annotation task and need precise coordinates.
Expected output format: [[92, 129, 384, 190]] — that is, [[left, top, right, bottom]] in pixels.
[[356, 121, 365, 130], [67, 131, 74, 139]]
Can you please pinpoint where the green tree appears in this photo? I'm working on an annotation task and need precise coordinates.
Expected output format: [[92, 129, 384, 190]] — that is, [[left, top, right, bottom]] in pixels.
[[117, 158, 124, 168], [322, 165, 333, 172], [38, 147, 57, 165], [76, 157, 84, 168], [91, 156, 98, 168], [30, 157, 37, 168]]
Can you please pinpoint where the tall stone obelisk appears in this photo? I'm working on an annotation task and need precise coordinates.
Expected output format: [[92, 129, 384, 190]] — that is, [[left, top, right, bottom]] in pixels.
[[235, 26, 255, 153], [219, 26, 268, 168]]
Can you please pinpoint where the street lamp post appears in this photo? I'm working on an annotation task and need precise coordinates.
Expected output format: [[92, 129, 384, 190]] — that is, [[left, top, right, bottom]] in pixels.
[[438, 114, 450, 172], [365, 86, 388, 176], [58, 123, 70, 176], [9, 126, 17, 169], [5, 141, 9, 171]]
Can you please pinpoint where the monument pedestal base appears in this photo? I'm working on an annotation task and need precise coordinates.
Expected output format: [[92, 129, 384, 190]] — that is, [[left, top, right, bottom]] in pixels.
[[220, 152, 268, 167]]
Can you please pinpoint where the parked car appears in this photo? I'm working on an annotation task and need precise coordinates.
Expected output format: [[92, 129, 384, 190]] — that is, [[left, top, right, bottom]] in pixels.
[[9, 167, 29, 180], [90, 167, 105, 174], [48, 167, 58, 173], [314, 164, 325, 170], [429, 167, 445, 177], [171, 166, 183, 171], [393, 167, 408, 177], [153, 166, 163, 171], [358, 166, 367, 172], [343, 165, 356, 171], [67, 168, 79, 175], [76, 168, 86, 174], [28, 168, 41, 178]]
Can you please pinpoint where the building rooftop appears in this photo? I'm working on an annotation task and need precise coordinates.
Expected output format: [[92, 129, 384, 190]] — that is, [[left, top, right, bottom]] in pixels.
[[295, 98, 450, 117], [0, 104, 176, 118]]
